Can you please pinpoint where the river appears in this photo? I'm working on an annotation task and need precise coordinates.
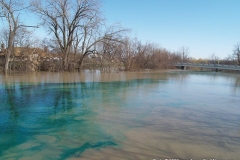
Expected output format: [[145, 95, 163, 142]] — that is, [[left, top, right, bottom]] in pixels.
[[0, 70, 240, 159]]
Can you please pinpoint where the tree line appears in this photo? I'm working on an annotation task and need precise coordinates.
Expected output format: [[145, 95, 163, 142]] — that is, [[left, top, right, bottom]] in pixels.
[[3, 0, 239, 74], [191, 48, 240, 66], [0, 0, 185, 73]]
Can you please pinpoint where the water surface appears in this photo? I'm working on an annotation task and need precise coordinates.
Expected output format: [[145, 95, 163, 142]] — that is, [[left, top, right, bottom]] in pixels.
[[0, 70, 240, 159]]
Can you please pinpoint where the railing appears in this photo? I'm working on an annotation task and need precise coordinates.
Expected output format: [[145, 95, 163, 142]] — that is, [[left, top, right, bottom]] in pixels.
[[174, 63, 240, 71]]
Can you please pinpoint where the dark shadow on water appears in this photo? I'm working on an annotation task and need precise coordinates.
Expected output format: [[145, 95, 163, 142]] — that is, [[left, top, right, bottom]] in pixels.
[[0, 79, 154, 157], [0, 71, 240, 159], [60, 140, 117, 160]]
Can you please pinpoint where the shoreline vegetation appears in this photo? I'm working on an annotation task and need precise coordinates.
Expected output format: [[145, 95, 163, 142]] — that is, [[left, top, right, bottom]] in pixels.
[[0, 0, 239, 74], [0, 62, 239, 75], [0, 46, 181, 74]]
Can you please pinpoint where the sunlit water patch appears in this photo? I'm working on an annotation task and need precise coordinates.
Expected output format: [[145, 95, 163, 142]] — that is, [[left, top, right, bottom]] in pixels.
[[0, 71, 240, 159]]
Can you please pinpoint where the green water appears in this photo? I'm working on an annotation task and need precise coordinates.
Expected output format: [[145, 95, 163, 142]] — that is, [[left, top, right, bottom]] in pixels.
[[0, 71, 240, 159]]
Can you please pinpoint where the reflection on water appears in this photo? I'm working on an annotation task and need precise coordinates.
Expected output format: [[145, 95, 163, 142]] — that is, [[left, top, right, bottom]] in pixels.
[[0, 70, 240, 159]]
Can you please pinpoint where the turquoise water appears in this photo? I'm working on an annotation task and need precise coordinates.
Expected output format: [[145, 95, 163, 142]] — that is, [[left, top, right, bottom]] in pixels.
[[0, 71, 240, 159]]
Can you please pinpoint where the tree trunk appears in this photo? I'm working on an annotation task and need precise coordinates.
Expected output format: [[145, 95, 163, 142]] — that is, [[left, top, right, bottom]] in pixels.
[[4, 49, 11, 74], [78, 56, 84, 71], [4, 56, 10, 74], [237, 54, 240, 65], [63, 53, 69, 70]]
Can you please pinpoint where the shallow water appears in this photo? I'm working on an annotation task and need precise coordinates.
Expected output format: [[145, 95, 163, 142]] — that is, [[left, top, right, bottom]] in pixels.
[[0, 70, 240, 159]]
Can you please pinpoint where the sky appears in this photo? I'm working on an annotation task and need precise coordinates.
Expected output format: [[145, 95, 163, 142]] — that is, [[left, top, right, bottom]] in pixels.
[[101, 0, 240, 59], [1, 0, 239, 59]]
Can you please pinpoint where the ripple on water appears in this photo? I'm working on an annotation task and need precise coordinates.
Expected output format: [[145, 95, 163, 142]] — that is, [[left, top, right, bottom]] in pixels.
[[0, 71, 240, 159]]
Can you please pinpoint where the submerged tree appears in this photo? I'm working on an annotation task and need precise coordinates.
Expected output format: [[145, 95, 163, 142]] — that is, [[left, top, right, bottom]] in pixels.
[[0, 0, 37, 73], [31, 0, 128, 71], [31, 0, 101, 70], [0, 0, 24, 73]]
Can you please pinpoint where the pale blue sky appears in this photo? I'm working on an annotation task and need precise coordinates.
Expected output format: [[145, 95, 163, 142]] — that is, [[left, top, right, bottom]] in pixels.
[[102, 0, 240, 59], [2, 0, 239, 59]]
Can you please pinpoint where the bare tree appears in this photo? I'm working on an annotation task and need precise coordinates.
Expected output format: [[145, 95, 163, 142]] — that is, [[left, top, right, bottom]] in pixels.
[[110, 37, 175, 71], [0, 0, 24, 73], [30, 0, 102, 70], [169, 52, 182, 63], [0, 0, 37, 73], [76, 24, 127, 71], [98, 38, 123, 71], [210, 53, 219, 64], [179, 46, 190, 63], [0, 28, 9, 46], [14, 28, 34, 48], [233, 43, 240, 65], [134, 41, 148, 69], [31, 0, 128, 71]]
